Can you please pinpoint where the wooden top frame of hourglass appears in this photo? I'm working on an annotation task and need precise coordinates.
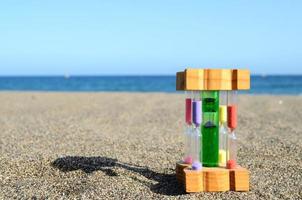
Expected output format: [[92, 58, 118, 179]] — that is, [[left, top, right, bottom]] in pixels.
[[176, 68, 250, 91]]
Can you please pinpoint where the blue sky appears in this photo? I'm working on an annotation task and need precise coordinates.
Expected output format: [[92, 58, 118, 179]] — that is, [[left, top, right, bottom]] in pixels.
[[1, 1, 301, 75]]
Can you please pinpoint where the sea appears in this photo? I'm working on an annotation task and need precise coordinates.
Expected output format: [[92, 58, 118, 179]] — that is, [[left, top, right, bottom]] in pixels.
[[0, 75, 301, 95]]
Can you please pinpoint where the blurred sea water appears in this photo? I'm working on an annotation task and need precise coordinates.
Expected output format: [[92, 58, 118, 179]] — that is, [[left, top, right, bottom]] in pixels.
[[0, 75, 301, 95]]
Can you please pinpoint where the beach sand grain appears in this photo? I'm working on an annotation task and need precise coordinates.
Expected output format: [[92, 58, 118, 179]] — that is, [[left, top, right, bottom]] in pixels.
[[0, 93, 301, 199]]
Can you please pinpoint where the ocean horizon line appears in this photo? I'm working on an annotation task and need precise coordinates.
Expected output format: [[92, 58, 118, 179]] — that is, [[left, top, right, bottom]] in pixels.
[[0, 74, 302, 77]]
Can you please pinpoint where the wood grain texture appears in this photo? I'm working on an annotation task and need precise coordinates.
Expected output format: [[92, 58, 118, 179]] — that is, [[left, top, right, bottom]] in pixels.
[[229, 167, 250, 191], [176, 68, 250, 91], [185, 69, 205, 90], [176, 163, 250, 193], [184, 169, 203, 192], [203, 167, 230, 192]]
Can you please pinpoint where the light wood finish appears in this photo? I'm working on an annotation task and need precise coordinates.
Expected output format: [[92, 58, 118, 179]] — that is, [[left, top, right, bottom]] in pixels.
[[176, 68, 250, 91], [229, 167, 250, 191], [205, 69, 233, 90], [203, 167, 230, 192], [184, 169, 203, 192], [235, 69, 250, 90], [175, 163, 250, 193], [185, 69, 205, 90]]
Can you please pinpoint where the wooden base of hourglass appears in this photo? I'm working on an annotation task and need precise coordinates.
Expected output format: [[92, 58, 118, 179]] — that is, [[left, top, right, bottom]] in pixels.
[[176, 162, 250, 193]]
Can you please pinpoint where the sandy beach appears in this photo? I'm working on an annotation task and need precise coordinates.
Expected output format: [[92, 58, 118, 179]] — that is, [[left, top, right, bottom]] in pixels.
[[0, 92, 301, 199]]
